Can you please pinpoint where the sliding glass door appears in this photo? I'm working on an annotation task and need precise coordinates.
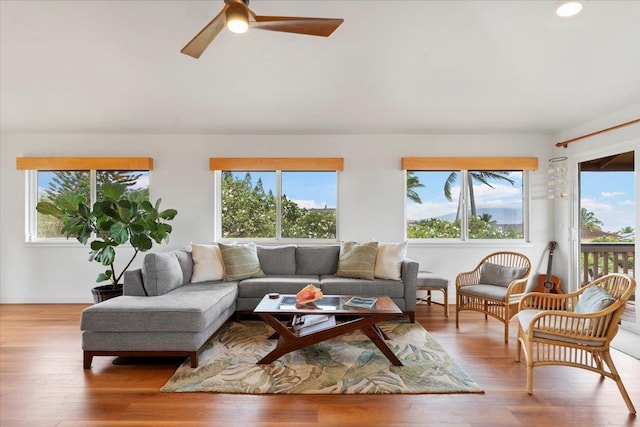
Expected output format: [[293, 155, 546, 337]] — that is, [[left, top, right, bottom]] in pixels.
[[578, 150, 636, 330]]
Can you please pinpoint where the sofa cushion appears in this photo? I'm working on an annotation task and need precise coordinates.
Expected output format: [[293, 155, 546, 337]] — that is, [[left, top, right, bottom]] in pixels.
[[458, 284, 509, 301], [218, 242, 266, 281], [295, 245, 340, 275], [174, 249, 194, 285], [479, 262, 528, 287], [80, 282, 238, 333], [374, 241, 408, 280], [575, 285, 616, 314], [142, 252, 184, 296], [190, 244, 224, 283], [336, 241, 378, 280], [237, 275, 321, 298], [257, 245, 296, 275], [319, 276, 404, 298]]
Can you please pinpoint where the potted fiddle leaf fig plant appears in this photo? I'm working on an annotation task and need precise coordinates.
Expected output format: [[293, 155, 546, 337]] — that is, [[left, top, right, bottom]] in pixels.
[[36, 182, 178, 303]]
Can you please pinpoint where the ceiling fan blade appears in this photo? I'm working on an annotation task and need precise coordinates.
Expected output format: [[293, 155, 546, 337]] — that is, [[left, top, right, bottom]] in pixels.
[[181, 4, 229, 59], [251, 16, 344, 37]]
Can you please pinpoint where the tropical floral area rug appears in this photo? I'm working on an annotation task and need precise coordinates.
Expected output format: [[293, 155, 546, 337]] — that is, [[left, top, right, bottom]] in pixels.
[[161, 320, 484, 394]]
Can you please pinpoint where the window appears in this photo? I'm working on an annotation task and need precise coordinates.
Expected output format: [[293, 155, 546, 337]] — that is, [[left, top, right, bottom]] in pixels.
[[17, 157, 152, 242], [403, 157, 537, 241], [211, 158, 342, 241]]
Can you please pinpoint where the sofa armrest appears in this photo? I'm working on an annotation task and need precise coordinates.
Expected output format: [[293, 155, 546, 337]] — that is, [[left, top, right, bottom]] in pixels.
[[401, 258, 419, 312], [123, 269, 148, 296]]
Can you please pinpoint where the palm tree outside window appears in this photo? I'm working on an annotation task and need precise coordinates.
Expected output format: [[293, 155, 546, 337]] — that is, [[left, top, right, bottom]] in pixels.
[[406, 170, 524, 240]]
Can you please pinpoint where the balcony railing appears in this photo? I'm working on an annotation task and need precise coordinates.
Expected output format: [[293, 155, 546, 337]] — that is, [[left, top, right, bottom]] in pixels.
[[580, 243, 635, 286]]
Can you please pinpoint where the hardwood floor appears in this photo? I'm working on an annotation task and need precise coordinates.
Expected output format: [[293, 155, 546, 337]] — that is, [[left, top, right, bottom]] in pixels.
[[1, 303, 638, 427]]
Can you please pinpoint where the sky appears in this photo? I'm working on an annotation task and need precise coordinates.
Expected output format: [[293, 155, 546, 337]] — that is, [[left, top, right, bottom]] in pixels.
[[232, 171, 337, 209], [580, 171, 635, 232], [406, 171, 524, 224]]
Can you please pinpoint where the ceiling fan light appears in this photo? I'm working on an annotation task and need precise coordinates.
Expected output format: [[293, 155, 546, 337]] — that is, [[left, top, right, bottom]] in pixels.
[[556, 1, 583, 17], [226, 3, 249, 34]]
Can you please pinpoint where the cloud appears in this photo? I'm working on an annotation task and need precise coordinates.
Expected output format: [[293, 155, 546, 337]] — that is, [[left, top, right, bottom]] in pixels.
[[601, 191, 624, 197], [291, 199, 329, 209], [407, 182, 523, 220], [407, 200, 458, 220], [581, 197, 634, 231], [131, 175, 149, 189]]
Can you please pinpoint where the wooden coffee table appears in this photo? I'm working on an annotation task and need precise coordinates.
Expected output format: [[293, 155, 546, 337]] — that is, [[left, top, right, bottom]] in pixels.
[[253, 294, 404, 366]]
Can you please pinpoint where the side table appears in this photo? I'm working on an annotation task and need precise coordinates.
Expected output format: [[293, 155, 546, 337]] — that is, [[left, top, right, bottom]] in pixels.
[[416, 272, 449, 317]]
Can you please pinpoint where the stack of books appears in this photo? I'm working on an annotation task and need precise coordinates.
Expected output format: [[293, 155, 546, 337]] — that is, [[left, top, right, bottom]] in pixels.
[[292, 314, 336, 336]]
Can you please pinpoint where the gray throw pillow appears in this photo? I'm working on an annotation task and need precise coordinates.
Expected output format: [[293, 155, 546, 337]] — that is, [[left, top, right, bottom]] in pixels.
[[335, 241, 378, 280], [257, 245, 296, 275], [142, 252, 184, 296], [479, 262, 528, 287], [295, 245, 340, 275], [218, 242, 266, 281], [575, 285, 616, 314]]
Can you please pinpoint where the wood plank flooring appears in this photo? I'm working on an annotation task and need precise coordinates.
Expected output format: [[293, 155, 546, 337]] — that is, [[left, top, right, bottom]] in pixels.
[[1, 303, 638, 427]]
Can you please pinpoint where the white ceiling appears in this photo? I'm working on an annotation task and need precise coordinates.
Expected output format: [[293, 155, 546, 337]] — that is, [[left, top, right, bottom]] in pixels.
[[1, 0, 640, 134]]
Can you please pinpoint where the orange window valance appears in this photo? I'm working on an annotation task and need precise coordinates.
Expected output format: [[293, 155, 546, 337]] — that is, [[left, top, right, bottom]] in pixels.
[[16, 157, 154, 171], [401, 157, 538, 171], [209, 157, 344, 171]]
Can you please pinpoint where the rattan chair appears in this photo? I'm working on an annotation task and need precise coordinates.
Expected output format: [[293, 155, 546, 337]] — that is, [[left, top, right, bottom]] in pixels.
[[456, 251, 531, 343], [515, 273, 636, 414]]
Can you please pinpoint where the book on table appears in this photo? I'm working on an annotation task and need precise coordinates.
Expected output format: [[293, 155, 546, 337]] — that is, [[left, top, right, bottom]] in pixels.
[[344, 296, 378, 309], [292, 314, 336, 336]]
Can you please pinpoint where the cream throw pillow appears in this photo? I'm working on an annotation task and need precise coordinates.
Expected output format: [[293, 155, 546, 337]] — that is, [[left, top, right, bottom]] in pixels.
[[374, 241, 408, 280], [336, 241, 379, 280], [190, 244, 225, 283]]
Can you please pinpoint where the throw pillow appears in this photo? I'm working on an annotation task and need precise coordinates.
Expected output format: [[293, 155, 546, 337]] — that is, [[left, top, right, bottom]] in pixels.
[[575, 285, 616, 314], [190, 244, 224, 283], [295, 245, 340, 275], [218, 242, 266, 281], [374, 241, 408, 280], [257, 245, 296, 275], [336, 241, 378, 280], [479, 262, 528, 287], [142, 252, 184, 296]]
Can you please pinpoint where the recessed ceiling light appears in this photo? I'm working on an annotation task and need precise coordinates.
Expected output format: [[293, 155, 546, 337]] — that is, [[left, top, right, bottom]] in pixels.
[[556, 1, 584, 17]]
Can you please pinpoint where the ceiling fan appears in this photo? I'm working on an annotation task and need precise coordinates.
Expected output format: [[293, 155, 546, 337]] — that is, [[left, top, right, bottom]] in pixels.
[[181, 0, 344, 59]]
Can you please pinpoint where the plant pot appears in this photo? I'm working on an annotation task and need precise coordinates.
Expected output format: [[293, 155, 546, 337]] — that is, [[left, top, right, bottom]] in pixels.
[[91, 284, 123, 304]]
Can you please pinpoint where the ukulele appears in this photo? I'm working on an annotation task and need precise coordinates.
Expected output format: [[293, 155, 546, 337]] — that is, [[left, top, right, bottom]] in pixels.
[[534, 241, 562, 294]]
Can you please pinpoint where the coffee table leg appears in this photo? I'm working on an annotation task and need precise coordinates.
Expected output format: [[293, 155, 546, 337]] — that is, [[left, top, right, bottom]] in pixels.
[[362, 325, 403, 366], [257, 313, 403, 366], [372, 323, 390, 340]]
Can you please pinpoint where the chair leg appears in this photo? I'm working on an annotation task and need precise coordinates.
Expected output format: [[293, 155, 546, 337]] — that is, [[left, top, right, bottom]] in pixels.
[[602, 351, 637, 414], [442, 288, 449, 317], [504, 306, 510, 343], [455, 297, 460, 329], [526, 362, 534, 395], [525, 341, 534, 395]]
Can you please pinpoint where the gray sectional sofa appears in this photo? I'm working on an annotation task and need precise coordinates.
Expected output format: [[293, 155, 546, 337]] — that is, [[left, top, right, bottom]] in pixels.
[[81, 244, 419, 368]]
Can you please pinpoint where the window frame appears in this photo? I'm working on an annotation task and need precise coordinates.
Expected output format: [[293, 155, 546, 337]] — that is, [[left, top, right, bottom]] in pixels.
[[18, 157, 153, 244], [403, 157, 537, 244], [211, 157, 343, 243]]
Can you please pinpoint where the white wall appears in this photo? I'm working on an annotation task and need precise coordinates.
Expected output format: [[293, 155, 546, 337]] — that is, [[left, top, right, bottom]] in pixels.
[[1, 133, 555, 303]]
